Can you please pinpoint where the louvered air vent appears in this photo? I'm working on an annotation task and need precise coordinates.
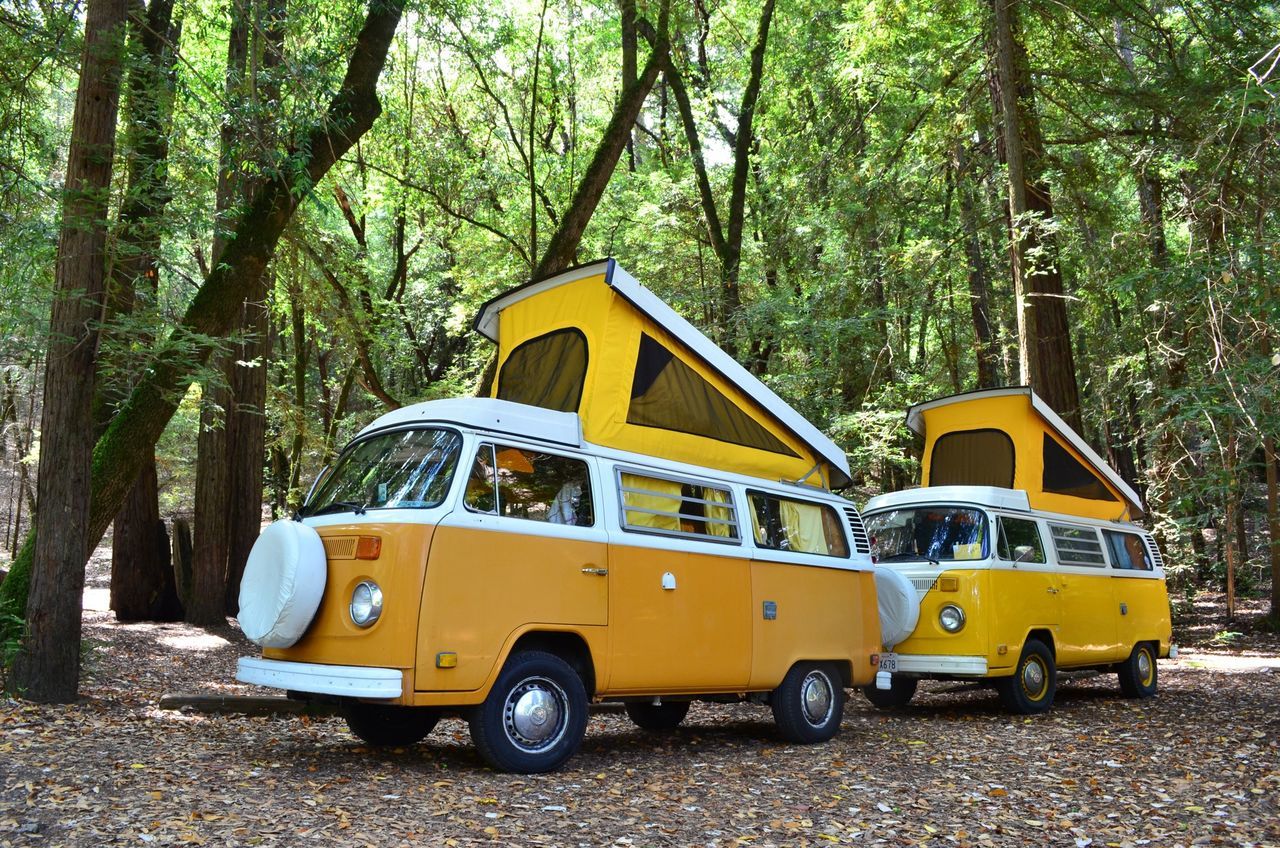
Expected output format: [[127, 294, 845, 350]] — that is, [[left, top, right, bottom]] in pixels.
[[842, 507, 872, 554], [322, 536, 358, 560], [1145, 536, 1165, 571]]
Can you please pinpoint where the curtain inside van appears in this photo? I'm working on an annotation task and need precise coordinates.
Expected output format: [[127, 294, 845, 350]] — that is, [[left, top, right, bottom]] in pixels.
[[620, 473, 682, 531]]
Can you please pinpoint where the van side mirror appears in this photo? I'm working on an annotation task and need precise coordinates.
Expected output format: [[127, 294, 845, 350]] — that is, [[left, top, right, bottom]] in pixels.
[[1013, 544, 1034, 563]]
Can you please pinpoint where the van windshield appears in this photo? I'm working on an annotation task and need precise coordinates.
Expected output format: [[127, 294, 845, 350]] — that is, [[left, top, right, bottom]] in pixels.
[[865, 507, 988, 564], [301, 428, 463, 517]]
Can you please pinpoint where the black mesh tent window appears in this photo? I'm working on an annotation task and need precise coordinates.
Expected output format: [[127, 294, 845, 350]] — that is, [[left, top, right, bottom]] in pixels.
[[928, 429, 1015, 488], [496, 328, 588, 413], [627, 333, 797, 457], [1042, 434, 1118, 502]]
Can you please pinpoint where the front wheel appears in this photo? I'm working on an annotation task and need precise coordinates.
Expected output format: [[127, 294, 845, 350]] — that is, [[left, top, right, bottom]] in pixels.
[[1117, 642, 1158, 698], [469, 650, 588, 773], [996, 639, 1056, 714], [772, 662, 844, 743], [862, 676, 918, 709], [343, 703, 439, 746], [625, 700, 690, 731]]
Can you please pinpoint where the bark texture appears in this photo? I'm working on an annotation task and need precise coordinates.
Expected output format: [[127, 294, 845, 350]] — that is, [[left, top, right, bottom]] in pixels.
[[0, 0, 407, 651], [990, 0, 1081, 431], [15, 0, 129, 701]]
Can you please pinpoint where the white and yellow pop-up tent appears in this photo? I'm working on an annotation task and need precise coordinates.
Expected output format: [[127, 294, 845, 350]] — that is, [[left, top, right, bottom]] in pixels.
[[906, 386, 1144, 521], [474, 259, 851, 490]]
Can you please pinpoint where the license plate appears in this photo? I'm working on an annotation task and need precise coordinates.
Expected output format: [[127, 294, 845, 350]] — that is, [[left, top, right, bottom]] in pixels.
[[879, 653, 898, 673]]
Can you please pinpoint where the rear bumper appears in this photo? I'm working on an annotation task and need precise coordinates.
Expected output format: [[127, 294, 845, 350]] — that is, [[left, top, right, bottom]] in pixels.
[[893, 653, 989, 676], [236, 656, 403, 699]]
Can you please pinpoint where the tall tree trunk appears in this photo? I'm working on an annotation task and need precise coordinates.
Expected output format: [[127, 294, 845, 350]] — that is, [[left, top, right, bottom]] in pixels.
[[0, 0, 407, 650], [990, 0, 1081, 431], [107, 0, 183, 623], [1266, 433, 1279, 623], [13, 0, 128, 701], [954, 141, 999, 389], [188, 0, 250, 627], [224, 0, 285, 613]]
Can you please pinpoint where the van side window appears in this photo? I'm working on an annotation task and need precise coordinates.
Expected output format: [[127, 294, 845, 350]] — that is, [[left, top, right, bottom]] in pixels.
[[1103, 530, 1153, 571], [465, 443, 594, 526], [618, 471, 738, 540], [997, 517, 1046, 563], [749, 492, 849, 557], [1049, 524, 1107, 566]]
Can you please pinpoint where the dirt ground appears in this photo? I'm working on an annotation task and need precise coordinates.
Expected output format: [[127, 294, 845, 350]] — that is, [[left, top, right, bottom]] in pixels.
[[1, 552, 1278, 847]]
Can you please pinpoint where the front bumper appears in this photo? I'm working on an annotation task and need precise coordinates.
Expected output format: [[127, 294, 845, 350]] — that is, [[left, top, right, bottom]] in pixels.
[[236, 656, 403, 699], [887, 653, 989, 676]]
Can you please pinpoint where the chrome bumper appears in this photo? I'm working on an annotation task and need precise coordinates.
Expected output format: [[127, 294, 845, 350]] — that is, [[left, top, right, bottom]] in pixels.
[[892, 653, 989, 676], [236, 656, 403, 699]]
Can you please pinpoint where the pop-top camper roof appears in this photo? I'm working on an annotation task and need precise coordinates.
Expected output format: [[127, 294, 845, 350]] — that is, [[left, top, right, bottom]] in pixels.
[[474, 259, 852, 489], [906, 386, 1143, 521]]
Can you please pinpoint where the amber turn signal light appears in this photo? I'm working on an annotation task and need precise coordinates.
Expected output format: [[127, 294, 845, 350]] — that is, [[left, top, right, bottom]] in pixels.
[[355, 536, 382, 560]]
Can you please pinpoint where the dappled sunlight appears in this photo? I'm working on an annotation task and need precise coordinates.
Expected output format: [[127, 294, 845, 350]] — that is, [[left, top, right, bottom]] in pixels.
[[158, 632, 231, 652], [1171, 650, 1279, 674]]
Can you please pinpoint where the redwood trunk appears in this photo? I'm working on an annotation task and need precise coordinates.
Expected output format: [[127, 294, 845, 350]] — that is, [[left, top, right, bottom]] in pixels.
[[990, 0, 1081, 430], [15, 0, 128, 701]]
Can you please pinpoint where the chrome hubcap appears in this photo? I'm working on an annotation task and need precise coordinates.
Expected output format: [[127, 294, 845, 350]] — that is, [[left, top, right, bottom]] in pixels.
[[801, 671, 834, 726], [1137, 650, 1153, 683], [1022, 660, 1045, 696], [504, 677, 567, 751]]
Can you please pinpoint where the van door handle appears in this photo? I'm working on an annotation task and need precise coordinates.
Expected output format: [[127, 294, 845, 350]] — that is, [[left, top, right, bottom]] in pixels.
[[581, 567, 608, 576]]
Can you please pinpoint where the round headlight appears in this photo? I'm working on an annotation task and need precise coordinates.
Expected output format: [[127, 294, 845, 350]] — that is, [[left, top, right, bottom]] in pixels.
[[939, 604, 966, 633], [350, 580, 383, 627]]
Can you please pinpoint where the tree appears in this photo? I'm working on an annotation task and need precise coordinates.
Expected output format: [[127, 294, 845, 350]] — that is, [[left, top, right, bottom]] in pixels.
[[1, 0, 408, 683], [14, 0, 129, 701]]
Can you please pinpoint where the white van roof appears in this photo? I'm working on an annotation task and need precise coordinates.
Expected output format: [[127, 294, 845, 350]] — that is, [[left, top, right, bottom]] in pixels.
[[864, 486, 1033, 514], [358, 398, 584, 449]]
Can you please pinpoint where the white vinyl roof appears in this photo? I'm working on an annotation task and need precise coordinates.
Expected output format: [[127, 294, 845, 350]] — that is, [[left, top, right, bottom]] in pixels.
[[906, 386, 1144, 513], [474, 258, 852, 488]]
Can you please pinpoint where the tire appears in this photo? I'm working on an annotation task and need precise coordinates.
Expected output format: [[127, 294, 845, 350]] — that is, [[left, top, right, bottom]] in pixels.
[[771, 662, 844, 744], [1117, 642, 1158, 698], [862, 676, 918, 709], [343, 703, 439, 746], [996, 638, 1056, 714], [469, 650, 588, 773], [625, 700, 690, 731]]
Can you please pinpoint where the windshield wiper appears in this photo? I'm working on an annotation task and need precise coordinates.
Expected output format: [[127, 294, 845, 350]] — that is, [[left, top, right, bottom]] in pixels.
[[879, 552, 941, 566], [304, 500, 367, 517]]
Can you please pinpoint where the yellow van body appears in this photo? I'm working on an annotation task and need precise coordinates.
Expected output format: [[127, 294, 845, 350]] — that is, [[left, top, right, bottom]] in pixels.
[[861, 485, 1174, 713]]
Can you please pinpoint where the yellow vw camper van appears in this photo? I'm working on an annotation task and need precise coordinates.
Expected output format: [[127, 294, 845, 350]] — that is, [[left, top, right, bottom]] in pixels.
[[860, 388, 1175, 714], [235, 261, 881, 772]]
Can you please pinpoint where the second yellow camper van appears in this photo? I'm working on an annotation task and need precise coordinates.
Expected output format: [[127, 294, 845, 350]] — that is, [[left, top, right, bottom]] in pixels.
[[860, 388, 1175, 714]]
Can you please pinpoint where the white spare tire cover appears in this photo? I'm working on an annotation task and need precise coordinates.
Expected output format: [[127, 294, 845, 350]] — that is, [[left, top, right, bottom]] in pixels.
[[874, 567, 920, 648], [238, 519, 327, 648]]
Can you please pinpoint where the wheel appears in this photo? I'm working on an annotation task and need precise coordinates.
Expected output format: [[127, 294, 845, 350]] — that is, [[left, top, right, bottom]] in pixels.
[[771, 662, 844, 744], [343, 703, 438, 746], [861, 676, 918, 709], [996, 639, 1056, 714], [625, 700, 690, 731], [469, 650, 588, 773], [1117, 642, 1158, 698]]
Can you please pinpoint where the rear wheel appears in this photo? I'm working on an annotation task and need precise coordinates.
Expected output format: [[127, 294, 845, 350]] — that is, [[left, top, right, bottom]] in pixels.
[[343, 703, 438, 747], [1117, 642, 1158, 698], [469, 650, 588, 773], [625, 700, 690, 731], [861, 676, 918, 709], [772, 662, 844, 743], [996, 639, 1056, 714]]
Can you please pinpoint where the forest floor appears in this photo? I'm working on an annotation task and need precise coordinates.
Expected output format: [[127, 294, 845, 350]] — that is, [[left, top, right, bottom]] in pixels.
[[1, 550, 1278, 847]]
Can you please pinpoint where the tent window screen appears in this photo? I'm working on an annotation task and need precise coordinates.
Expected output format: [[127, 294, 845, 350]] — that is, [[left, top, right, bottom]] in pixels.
[[1042, 435, 1118, 502], [627, 333, 797, 457], [929, 429, 1014, 487], [496, 328, 588, 413]]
